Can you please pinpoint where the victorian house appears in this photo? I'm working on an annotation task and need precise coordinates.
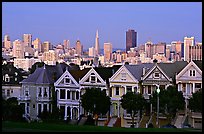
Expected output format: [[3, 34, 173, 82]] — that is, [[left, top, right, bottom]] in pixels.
[[176, 60, 202, 128], [54, 68, 90, 121], [109, 63, 154, 128], [18, 63, 69, 120]]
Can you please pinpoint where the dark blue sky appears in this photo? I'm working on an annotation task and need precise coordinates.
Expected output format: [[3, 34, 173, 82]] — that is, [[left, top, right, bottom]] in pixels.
[[2, 2, 202, 49]]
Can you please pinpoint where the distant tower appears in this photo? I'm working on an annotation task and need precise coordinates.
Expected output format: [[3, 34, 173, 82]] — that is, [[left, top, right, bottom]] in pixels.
[[4, 35, 11, 50], [23, 34, 32, 47], [104, 42, 112, 62], [126, 29, 137, 52], [95, 30, 100, 57], [76, 40, 83, 56], [184, 37, 195, 62]]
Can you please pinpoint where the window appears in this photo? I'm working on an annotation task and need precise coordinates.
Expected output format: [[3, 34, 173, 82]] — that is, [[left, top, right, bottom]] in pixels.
[[11, 89, 13, 93], [182, 83, 186, 93], [38, 87, 42, 97], [148, 85, 151, 94], [116, 87, 119, 95], [195, 83, 201, 89], [7, 90, 10, 97], [25, 90, 29, 96], [76, 91, 79, 100], [126, 86, 132, 93], [27, 103, 30, 114], [44, 88, 47, 97], [33, 104, 35, 109], [65, 78, 70, 84], [121, 72, 126, 81], [43, 104, 47, 112], [67, 90, 70, 99], [90, 76, 95, 83], [190, 70, 196, 76], [154, 72, 160, 78], [72, 92, 75, 100], [60, 89, 65, 99]]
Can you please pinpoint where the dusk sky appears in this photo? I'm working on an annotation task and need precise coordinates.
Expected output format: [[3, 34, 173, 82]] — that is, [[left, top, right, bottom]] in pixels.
[[2, 2, 202, 49]]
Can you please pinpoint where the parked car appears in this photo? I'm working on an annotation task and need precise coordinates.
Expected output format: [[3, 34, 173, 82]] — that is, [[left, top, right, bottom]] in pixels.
[[161, 123, 177, 128], [182, 124, 192, 128]]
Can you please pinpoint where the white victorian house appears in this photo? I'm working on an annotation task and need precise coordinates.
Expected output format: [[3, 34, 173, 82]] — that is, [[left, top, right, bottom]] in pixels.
[[176, 60, 202, 129], [79, 66, 121, 126], [109, 63, 154, 128], [54, 68, 90, 121]]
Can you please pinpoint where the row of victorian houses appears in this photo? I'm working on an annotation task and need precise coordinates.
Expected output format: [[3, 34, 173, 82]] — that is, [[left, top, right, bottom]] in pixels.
[[2, 60, 202, 128]]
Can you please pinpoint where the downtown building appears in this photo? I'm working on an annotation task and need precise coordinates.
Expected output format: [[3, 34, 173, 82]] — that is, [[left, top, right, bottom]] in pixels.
[[126, 29, 137, 52]]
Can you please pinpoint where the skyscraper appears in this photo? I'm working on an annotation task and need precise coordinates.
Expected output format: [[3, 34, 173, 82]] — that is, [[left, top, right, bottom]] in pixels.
[[76, 40, 83, 56], [104, 42, 112, 62], [184, 37, 195, 62], [126, 29, 137, 52], [63, 39, 70, 50], [12, 39, 24, 58], [23, 34, 32, 47], [33, 38, 42, 52], [95, 30, 100, 57], [4, 35, 11, 50]]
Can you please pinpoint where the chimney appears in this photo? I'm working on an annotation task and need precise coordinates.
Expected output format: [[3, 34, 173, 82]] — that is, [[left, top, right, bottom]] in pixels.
[[143, 67, 146, 76]]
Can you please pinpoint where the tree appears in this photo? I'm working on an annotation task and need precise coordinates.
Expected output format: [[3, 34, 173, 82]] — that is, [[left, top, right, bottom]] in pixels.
[[2, 97, 24, 121], [120, 92, 146, 128], [189, 89, 202, 113], [150, 86, 185, 121], [28, 62, 45, 74], [81, 87, 111, 125]]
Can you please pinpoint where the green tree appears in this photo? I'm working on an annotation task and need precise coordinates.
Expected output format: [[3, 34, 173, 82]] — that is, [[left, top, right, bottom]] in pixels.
[[81, 87, 111, 125], [120, 92, 146, 128], [150, 86, 185, 121], [189, 89, 202, 113]]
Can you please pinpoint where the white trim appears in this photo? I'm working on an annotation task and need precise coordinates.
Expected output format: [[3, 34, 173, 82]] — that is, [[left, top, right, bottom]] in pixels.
[[176, 61, 202, 80], [54, 70, 79, 87], [79, 68, 106, 85], [109, 65, 139, 83], [142, 64, 172, 81]]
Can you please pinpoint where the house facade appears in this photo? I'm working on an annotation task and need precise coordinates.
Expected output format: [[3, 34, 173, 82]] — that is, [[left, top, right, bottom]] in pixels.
[[109, 63, 153, 127], [176, 60, 202, 128], [54, 68, 90, 120]]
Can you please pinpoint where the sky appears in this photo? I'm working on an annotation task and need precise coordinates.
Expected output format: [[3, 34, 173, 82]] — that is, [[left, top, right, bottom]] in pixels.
[[2, 2, 202, 49]]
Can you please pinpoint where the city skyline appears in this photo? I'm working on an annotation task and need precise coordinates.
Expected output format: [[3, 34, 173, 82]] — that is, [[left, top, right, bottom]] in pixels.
[[2, 2, 202, 49]]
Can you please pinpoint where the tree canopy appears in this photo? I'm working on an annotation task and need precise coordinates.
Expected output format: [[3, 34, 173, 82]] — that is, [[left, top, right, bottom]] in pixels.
[[120, 92, 146, 127], [189, 89, 202, 113], [150, 85, 185, 117], [81, 87, 111, 115]]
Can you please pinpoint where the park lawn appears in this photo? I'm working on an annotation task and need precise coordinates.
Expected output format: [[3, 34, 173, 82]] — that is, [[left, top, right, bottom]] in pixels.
[[2, 121, 202, 132]]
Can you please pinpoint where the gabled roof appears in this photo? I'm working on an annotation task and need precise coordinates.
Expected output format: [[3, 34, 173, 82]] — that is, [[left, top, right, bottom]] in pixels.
[[124, 63, 154, 81], [157, 61, 188, 79], [70, 68, 91, 82], [94, 65, 121, 81], [193, 60, 202, 71]]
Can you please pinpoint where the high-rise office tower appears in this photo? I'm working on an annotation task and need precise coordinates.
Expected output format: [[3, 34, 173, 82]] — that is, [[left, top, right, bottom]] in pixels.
[[104, 42, 112, 62], [23, 34, 32, 47], [89, 47, 95, 57], [63, 39, 70, 50], [95, 30, 100, 57], [42, 41, 52, 53], [33, 38, 42, 52], [4, 35, 11, 50], [12, 39, 24, 58], [76, 40, 83, 56], [189, 43, 202, 61], [184, 37, 195, 62], [126, 29, 137, 52]]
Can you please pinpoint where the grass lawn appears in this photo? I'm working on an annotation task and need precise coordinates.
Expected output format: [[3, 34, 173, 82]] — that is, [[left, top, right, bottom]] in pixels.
[[2, 121, 202, 132]]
